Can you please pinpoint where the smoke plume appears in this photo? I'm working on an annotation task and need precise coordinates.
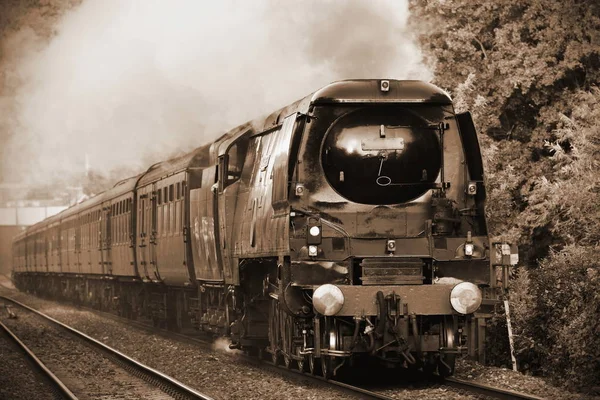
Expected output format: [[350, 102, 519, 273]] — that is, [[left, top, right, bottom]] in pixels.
[[1, 0, 431, 188]]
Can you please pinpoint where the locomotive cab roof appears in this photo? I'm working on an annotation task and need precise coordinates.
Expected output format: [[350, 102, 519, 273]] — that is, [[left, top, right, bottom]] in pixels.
[[311, 79, 452, 105]]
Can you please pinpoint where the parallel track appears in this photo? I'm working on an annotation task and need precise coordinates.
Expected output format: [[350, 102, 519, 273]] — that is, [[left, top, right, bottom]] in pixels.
[[0, 319, 77, 400], [0, 296, 214, 400], [4, 295, 546, 400]]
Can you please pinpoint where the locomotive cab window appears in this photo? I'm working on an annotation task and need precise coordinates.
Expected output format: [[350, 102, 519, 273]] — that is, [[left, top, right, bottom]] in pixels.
[[219, 138, 249, 191]]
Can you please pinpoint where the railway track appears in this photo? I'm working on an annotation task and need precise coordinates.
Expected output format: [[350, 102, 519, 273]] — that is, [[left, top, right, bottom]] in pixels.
[[0, 296, 214, 400], [2, 295, 546, 400], [443, 377, 546, 400], [0, 318, 77, 400], [258, 357, 546, 400], [78, 304, 547, 400]]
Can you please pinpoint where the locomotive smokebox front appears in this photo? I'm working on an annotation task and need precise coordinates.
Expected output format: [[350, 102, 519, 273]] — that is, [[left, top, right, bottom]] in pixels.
[[321, 106, 442, 205]]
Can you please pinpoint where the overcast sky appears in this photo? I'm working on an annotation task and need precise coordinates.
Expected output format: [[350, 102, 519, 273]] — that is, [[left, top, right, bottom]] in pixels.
[[0, 0, 431, 186]]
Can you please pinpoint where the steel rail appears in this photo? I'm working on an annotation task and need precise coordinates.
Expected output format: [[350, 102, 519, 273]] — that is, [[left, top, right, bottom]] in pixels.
[[444, 377, 546, 400], [0, 296, 214, 400], [0, 319, 78, 400], [252, 358, 396, 400]]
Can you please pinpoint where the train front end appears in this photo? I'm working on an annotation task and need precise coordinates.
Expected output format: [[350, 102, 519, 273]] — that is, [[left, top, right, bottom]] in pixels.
[[285, 80, 516, 376]]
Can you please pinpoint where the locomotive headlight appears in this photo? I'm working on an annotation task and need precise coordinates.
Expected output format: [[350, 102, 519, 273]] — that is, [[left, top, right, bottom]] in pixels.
[[380, 80, 390, 92], [313, 284, 345, 316], [387, 239, 396, 253], [467, 181, 477, 195], [450, 282, 482, 314], [464, 243, 474, 256], [308, 245, 318, 257], [307, 217, 322, 245]]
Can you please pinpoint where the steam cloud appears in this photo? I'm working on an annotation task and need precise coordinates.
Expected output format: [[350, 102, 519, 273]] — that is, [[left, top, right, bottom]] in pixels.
[[1, 0, 431, 187]]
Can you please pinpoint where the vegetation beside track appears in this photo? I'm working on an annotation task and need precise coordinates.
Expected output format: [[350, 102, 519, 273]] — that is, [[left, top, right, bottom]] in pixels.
[[411, 0, 600, 391]]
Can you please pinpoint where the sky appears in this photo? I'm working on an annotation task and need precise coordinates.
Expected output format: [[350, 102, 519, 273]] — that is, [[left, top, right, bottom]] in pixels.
[[0, 0, 431, 187]]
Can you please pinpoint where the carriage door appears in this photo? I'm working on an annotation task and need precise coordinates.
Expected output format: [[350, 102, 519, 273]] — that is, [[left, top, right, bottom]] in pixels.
[[75, 216, 81, 274], [190, 166, 222, 281], [138, 184, 158, 281], [149, 185, 159, 280], [137, 188, 150, 280], [101, 205, 111, 275]]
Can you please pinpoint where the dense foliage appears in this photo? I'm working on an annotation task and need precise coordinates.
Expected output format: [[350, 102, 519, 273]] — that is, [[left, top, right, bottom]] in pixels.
[[410, 0, 600, 390]]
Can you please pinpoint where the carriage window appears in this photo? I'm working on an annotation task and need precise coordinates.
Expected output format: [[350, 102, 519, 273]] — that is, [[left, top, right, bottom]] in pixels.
[[163, 201, 168, 235], [169, 185, 174, 201], [158, 189, 162, 205], [164, 187, 168, 203], [182, 181, 187, 197], [176, 182, 181, 199]]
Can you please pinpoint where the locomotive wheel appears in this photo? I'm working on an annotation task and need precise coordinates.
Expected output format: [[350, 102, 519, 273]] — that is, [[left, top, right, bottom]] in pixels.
[[296, 349, 306, 372], [439, 315, 458, 377], [269, 299, 280, 366], [321, 356, 334, 379], [423, 359, 437, 376], [438, 354, 456, 377], [308, 355, 318, 375], [283, 314, 293, 369]]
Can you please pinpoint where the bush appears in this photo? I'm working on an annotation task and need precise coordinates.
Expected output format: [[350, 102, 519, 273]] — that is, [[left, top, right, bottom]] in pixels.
[[512, 247, 600, 390], [485, 303, 511, 368], [510, 267, 545, 373], [410, 0, 600, 391]]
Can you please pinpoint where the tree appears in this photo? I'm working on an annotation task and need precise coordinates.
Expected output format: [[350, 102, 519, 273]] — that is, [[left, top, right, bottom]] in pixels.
[[410, 0, 600, 389]]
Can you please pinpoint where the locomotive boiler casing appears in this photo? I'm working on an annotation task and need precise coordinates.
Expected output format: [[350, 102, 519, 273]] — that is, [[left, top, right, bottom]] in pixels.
[[217, 80, 507, 372]]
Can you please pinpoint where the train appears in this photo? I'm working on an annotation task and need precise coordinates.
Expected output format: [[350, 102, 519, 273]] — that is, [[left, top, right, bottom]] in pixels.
[[12, 79, 517, 378]]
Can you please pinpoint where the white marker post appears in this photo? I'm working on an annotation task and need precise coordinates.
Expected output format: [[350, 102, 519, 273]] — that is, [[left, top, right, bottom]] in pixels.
[[504, 299, 518, 371]]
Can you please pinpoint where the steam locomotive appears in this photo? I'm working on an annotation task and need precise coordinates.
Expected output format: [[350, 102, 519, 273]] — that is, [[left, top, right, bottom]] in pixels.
[[12, 79, 517, 377]]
